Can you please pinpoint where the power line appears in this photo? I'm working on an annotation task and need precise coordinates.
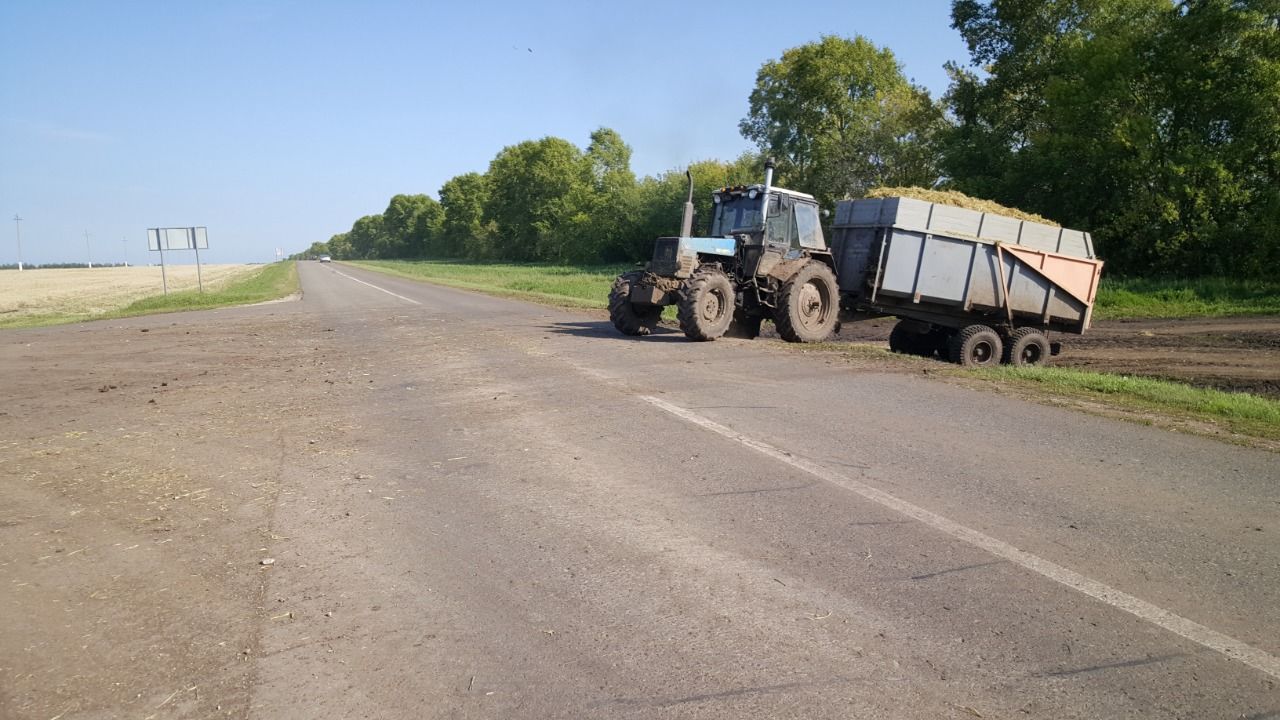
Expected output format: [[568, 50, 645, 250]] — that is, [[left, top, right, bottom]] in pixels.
[[12, 215, 23, 271]]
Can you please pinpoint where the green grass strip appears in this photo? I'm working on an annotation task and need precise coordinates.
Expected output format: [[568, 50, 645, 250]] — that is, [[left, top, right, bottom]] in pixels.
[[350, 259, 626, 309], [1094, 276, 1280, 319], [1, 262, 299, 329], [978, 366, 1280, 440], [355, 261, 1280, 321]]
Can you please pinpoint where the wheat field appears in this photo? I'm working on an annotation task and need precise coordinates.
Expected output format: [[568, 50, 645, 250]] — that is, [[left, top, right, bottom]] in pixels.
[[0, 265, 258, 320]]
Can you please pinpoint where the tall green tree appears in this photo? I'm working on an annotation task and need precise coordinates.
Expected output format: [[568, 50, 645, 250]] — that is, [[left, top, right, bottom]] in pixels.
[[346, 214, 386, 259], [943, 0, 1280, 275], [585, 128, 641, 261], [439, 172, 493, 259], [483, 136, 595, 262], [740, 35, 945, 205], [381, 194, 443, 258], [327, 232, 351, 260]]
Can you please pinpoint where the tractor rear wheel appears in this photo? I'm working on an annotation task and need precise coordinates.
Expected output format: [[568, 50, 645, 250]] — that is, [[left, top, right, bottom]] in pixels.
[[948, 324, 1003, 367], [775, 261, 839, 343], [677, 267, 735, 341], [608, 271, 662, 336], [1004, 327, 1051, 366]]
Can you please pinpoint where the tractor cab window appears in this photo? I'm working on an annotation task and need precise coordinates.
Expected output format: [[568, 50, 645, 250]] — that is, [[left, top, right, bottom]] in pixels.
[[765, 195, 793, 247], [712, 194, 765, 236], [794, 203, 822, 248]]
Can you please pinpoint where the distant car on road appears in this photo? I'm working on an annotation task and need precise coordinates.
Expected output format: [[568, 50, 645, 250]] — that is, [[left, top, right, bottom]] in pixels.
[[319, 255, 332, 263]]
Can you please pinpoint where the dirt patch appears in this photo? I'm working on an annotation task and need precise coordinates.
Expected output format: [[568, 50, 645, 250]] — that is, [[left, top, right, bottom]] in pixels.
[[833, 315, 1280, 399], [0, 311, 342, 718]]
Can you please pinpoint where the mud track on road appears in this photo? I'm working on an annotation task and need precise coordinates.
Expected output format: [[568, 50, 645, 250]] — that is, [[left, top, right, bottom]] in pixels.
[[834, 315, 1280, 398]]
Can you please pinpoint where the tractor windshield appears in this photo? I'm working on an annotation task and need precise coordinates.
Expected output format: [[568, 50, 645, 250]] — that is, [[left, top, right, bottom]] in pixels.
[[711, 195, 764, 236]]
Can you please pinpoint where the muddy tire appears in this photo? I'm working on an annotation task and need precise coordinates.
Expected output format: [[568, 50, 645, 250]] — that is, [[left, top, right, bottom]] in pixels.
[[1004, 327, 1051, 366], [948, 324, 1003, 367], [608, 271, 662, 336], [775, 261, 840, 343], [677, 267, 735, 341]]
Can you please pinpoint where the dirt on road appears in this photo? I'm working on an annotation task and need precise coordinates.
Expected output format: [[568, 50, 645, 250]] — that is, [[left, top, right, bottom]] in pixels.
[[4, 266, 1278, 719], [0, 310, 339, 718], [834, 314, 1280, 398]]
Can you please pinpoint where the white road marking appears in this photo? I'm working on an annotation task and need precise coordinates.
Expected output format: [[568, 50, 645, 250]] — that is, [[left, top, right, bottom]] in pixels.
[[641, 394, 1280, 681], [330, 268, 421, 305]]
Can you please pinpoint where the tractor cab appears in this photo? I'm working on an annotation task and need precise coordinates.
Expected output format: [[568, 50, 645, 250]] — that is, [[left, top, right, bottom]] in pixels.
[[713, 184, 827, 279], [711, 185, 826, 252]]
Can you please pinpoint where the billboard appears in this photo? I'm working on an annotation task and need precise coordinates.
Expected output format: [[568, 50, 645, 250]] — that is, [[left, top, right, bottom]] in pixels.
[[148, 227, 208, 251]]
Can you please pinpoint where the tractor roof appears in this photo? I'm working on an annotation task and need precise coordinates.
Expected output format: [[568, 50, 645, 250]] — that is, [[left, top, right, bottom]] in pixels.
[[714, 184, 817, 202]]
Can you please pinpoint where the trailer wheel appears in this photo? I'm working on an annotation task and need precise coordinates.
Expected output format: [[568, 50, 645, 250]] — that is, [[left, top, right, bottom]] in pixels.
[[776, 261, 840, 343], [677, 267, 735, 341], [949, 325, 1003, 367], [608, 271, 662, 336], [1005, 328, 1051, 366]]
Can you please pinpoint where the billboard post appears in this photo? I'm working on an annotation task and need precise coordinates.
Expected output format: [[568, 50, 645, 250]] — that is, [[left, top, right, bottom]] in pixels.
[[148, 227, 208, 295], [191, 227, 204, 292]]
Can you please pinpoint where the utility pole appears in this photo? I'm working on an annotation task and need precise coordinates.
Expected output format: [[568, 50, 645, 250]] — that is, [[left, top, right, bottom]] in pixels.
[[122, 236, 128, 267], [12, 215, 23, 271], [84, 230, 93, 268]]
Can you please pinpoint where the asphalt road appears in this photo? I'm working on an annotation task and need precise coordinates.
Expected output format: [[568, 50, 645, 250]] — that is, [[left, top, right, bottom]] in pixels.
[[2, 261, 1277, 719]]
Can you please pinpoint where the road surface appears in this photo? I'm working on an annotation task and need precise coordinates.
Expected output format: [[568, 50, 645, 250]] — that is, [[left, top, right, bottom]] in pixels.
[[1, 261, 1276, 719]]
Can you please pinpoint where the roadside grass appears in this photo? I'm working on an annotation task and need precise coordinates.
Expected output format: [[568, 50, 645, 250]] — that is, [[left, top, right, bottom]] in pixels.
[[1094, 276, 1280, 319], [0, 262, 298, 329], [966, 365, 1280, 441], [350, 259, 626, 308], [354, 261, 1280, 321]]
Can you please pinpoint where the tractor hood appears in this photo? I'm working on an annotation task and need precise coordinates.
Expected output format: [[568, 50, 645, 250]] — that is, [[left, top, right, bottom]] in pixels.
[[650, 235, 736, 278]]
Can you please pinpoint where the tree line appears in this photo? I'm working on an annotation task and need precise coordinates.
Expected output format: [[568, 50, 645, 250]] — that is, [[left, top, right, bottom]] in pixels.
[[299, 0, 1278, 277]]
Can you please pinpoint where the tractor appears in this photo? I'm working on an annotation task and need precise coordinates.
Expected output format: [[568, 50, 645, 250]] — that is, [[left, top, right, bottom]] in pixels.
[[609, 159, 840, 343]]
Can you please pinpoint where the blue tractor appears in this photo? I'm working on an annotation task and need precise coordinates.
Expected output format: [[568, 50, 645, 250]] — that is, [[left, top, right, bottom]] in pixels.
[[609, 159, 840, 342]]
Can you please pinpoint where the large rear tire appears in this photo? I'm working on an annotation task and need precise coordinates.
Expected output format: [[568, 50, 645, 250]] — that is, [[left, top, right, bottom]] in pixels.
[[677, 267, 735, 341], [1004, 327, 1051, 366], [949, 324, 1003, 367], [608, 271, 662, 336], [775, 261, 840, 343]]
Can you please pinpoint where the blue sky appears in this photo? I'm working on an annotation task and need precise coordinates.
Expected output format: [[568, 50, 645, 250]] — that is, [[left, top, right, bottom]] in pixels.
[[0, 1, 971, 265]]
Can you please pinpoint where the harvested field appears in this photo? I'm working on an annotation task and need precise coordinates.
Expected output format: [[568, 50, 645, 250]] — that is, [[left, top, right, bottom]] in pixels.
[[0, 265, 257, 320]]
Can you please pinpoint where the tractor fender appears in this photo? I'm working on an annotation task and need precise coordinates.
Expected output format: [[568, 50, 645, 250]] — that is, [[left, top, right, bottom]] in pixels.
[[766, 254, 837, 284], [766, 257, 814, 284]]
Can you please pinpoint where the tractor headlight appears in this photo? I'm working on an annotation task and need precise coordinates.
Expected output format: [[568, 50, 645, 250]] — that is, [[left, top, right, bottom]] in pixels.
[[748, 189, 758, 199]]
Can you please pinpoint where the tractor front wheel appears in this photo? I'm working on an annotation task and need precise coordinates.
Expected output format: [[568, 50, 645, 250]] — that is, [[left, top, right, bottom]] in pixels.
[[677, 267, 735, 341], [775, 261, 840, 343], [608, 271, 662, 336]]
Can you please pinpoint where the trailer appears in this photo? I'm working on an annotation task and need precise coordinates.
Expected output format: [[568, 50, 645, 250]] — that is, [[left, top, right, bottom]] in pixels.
[[830, 196, 1104, 366]]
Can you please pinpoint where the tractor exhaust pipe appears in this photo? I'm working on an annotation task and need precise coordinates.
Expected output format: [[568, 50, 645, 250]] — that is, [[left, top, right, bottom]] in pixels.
[[679, 169, 695, 238], [759, 157, 776, 225]]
